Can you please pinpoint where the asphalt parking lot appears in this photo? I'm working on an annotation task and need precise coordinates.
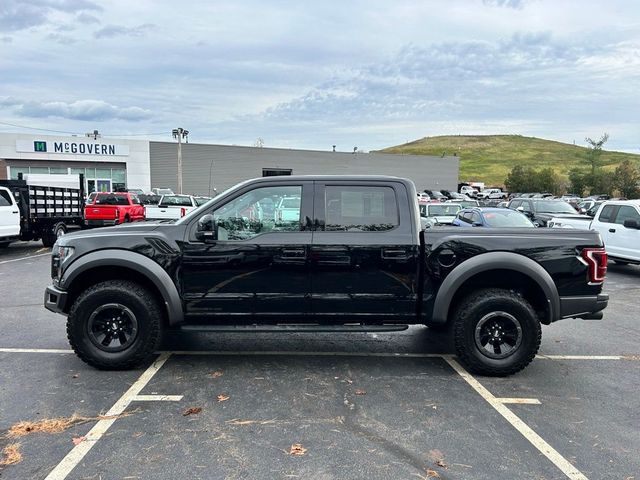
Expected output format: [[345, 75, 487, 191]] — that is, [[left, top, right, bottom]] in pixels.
[[0, 241, 638, 480]]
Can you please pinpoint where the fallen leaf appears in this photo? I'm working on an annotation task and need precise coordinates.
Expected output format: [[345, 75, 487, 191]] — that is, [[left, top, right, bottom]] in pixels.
[[289, 443, 307, 456], [354, 389, 367, 396], [217, 394, 230, 402], [72, 374, 79, 379], [425, 469, 440, 478], [182, 407, 202, 416], [435, 459, 448, 469], [7, 412, 134, 438], [209, 371, 223, 378], [0, 444, 22, 466], [72, 436, 85, 445]]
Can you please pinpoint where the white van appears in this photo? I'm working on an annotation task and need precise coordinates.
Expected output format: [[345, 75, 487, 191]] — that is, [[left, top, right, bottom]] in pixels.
[[0, 186, 21, 248]]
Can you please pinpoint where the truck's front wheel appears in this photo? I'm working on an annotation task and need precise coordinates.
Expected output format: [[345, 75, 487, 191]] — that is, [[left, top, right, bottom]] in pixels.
[[453, 288, 541, 376], [67, 280, 163, 370]]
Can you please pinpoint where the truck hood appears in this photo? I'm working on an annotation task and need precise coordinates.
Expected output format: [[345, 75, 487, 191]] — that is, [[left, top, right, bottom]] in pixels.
[[425, 215, 456, 225], [60, 221, 164, 243]]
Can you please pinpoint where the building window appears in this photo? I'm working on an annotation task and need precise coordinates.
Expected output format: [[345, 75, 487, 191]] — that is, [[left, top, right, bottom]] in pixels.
[[262, 168, 292, 177], [50, 167, 69, 174]]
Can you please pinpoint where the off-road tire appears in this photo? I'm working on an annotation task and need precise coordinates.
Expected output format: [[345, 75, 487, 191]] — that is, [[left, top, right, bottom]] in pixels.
[[67, 280, 163, 370], [453, 288, 541, 376]]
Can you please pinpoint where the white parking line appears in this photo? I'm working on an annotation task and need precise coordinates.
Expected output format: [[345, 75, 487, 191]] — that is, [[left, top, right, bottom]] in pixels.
[[0, 347, 73, 354], [445, 357, 588, 480], [537, 355, 622, 360], [0, 252, 50, 265], [132, 394, 183, 401], [44, 353, 172, 480], [496, 397, 542, 405]]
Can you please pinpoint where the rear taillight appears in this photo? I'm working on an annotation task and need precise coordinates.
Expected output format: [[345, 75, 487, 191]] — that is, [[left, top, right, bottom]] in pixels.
[[581, 247, 607, 284], [180, 207, 186, 217]]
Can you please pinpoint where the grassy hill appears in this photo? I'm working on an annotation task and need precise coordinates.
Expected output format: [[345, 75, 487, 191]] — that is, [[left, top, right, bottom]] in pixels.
[[379, 135, 640, 187]]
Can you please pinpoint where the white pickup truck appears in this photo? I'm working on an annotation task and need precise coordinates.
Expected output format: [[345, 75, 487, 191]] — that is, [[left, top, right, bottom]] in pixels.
[[144, 194, 200, 220], [0, 186, 20, 248], [550, 200, 640, 264]]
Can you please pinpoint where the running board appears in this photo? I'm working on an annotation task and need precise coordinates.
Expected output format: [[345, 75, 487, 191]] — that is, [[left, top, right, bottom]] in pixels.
[[178, 324, 409, 333]]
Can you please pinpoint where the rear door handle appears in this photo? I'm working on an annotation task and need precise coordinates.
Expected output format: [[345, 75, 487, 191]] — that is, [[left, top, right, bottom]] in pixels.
[[281, 247, 306, 259], [609, 228, 616, 233], [12, 211, 18, 214], [382, 248, 409, 260]]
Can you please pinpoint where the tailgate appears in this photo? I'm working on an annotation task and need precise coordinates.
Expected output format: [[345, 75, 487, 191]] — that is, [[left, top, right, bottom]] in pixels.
[[85, 205, 118, 220], [144, 206, 182, 219]]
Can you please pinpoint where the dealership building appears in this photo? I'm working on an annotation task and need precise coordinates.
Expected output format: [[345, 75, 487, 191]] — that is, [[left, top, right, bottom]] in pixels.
[[0, 133, 459, 194]]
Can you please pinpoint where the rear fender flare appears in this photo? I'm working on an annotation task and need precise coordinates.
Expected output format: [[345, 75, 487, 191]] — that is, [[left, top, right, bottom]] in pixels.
[[431, 251, 559, 324], [61, 249, 183, 325]]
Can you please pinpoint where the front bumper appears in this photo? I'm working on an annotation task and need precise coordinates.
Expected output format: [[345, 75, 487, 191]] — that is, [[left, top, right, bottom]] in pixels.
[[44, 285, 68, 315], [559, 293, 609, 320]]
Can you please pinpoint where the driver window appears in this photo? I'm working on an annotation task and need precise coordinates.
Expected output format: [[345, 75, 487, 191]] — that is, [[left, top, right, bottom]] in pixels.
[[211, 185, 302, 240]]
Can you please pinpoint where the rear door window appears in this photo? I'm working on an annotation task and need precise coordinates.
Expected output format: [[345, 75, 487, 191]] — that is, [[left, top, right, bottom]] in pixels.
[[613, 206, 640, 225], [324, 186, 398, 232]]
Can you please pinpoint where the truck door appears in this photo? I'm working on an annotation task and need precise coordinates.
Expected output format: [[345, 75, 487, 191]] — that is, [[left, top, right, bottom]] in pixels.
[[181, 181, 313, 320], [0, 187, 20, 239], [608, 205, 640, 260], [591, 204, 618, 252], [310, 181, 419, 322]]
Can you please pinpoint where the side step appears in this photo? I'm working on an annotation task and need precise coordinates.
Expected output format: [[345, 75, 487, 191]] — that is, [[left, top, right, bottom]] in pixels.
[[178, 324, 409, 333]]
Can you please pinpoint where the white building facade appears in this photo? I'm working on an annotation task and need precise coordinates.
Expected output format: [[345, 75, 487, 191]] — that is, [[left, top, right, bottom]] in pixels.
[[0, 133, 151, 193]]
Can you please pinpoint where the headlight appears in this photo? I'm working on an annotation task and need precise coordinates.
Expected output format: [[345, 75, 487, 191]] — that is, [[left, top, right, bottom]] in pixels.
[[51, 246, 74, 281]]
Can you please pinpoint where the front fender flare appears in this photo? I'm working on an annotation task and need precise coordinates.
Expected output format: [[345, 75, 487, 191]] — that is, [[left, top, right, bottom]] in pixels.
[[61, 249, 184, 325], [431, 251, 559, 324]]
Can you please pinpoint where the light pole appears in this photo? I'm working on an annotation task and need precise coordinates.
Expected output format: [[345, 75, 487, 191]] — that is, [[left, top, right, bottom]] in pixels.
[[172, 127, 189, 194]]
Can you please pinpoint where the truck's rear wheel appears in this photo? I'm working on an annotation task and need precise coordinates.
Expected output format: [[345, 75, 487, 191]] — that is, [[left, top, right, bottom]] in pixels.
[[453, 288, 541, 376], [67, 280, 163, 370], [42, 223, 67, 247]]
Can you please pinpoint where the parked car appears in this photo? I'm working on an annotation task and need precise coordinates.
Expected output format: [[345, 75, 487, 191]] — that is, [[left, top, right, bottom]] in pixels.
[[507, 198, 583, 227], [453, 199, 481, 208], [460, 185, 479, 197], [194, 196, 212, 207], [145, 194, 199, 220], [84, 192, 145, 227], [452, 207, 534, 228], [477, 188, 506, 200], [420, 203, 462, 227], [424, 189, 447, 201], [45, 175, 609, 376], [549, 200, 640, 264], [0, 186, 21, 248]]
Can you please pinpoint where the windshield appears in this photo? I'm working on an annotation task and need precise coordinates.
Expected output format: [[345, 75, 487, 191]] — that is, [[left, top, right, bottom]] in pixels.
[[426, 204, 461, 216], [483, 210, 534, 227], [536, 200, 576, 214], [159, 195, 193, 207]]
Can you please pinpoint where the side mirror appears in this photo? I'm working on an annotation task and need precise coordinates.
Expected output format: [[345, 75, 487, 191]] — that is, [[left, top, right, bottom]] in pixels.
[[579, 208, 587, 214], [472, 222, 483, 227], [516, 206, 524, 212], [196, 214, 218, 242], [623, 219, 640, 229]]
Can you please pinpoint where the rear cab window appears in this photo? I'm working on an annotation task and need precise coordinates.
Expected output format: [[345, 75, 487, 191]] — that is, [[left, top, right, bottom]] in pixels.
[[323, 185, 398, 232]]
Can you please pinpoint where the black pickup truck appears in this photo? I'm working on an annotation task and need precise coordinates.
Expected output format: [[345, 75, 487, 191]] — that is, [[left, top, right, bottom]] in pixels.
[[44, 176, 609, 376]]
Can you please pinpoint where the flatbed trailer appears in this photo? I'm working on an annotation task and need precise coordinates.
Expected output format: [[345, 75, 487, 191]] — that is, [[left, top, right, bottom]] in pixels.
[[0, 173, 85, 247]]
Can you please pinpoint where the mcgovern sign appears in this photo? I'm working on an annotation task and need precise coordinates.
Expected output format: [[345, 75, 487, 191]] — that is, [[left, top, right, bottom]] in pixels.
[[16, 139, 129, 156]]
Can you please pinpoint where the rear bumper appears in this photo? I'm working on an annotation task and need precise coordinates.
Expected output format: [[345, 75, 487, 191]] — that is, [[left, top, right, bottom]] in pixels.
[[558, 293, 609, 320], [85, 219, 118, 227], [44, 285, 68, 315]]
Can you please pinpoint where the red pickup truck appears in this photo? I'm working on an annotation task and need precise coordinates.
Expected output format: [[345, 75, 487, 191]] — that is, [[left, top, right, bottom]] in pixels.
[[84, 193, 145, 227]]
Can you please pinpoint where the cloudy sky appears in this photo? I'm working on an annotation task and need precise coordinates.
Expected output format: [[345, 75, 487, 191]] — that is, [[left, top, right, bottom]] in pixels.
[[1, 0, 639, 153]]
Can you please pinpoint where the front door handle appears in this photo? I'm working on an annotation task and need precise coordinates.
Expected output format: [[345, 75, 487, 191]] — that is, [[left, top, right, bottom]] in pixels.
[[609, 228, 616, 233]]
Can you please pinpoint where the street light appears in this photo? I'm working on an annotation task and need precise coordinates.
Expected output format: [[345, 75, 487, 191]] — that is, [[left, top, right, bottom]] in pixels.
[[172, 127, 189, 194]]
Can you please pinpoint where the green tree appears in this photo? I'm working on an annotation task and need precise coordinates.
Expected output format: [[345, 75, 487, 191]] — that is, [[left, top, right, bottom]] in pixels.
[[588, 170, 614, 196], [504, 165, 529, 193], [585, 133, 609, 175], [612, 160, 640, 198], [568, 168, 589, 197], [536, 167, 562, 195]]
